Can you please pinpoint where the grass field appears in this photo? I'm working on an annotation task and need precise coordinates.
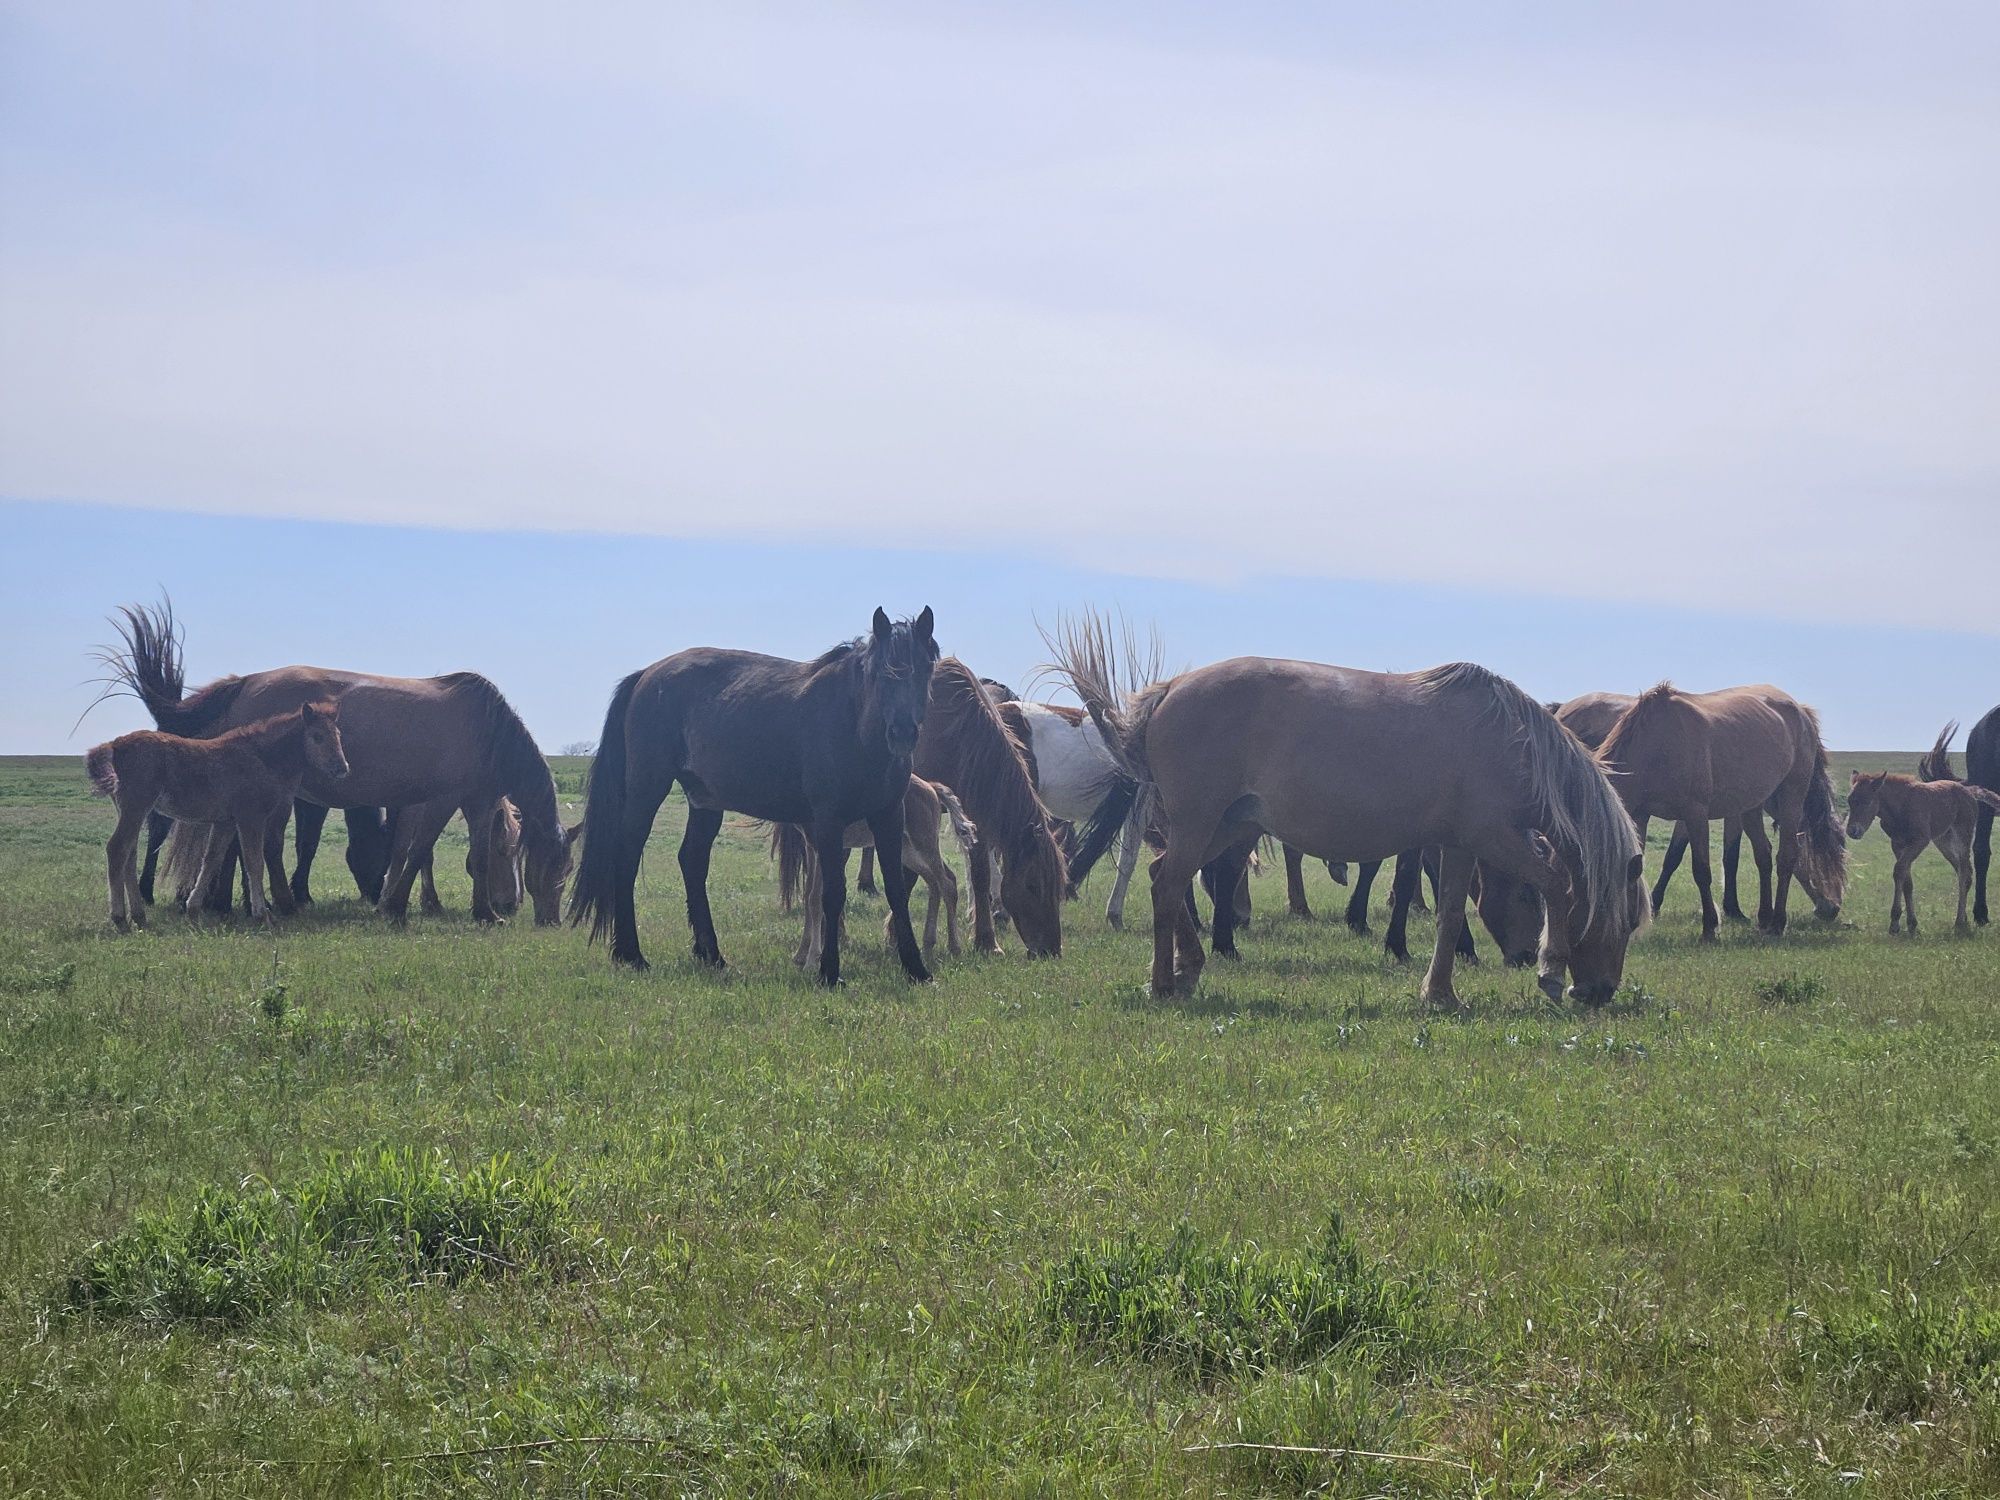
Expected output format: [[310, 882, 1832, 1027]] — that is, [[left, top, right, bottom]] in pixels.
[[2, 750, 1996, 1497]]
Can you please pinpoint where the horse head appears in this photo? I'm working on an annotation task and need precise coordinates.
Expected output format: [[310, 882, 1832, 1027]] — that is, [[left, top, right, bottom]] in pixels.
[[300, 701, 349, 782], [862, 606, 938, 758]]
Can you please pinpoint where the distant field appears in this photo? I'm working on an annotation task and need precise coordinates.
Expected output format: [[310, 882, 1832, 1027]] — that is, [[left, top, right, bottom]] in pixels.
[[2, 750, 1995, 1497]]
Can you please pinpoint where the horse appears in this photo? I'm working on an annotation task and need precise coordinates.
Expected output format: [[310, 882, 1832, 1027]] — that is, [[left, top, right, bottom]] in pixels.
[[995, 698, 1154, 929], [1555, 691, 1750, 921], [1055, 629, 1645, 1008], [910, 658, 1065, 958], [776, 777, 979, 964], [410, 800, 580, 919], [87, 703, 350, 929], [1917, 708, 2000, 924], [569, 608, 938, 985], [99, 602, 572, 925], [1846, 761, 2000, 934], [1593, 684, 1846, 938]]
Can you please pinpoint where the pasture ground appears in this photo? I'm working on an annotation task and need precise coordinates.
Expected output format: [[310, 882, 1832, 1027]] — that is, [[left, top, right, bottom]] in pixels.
[[1, 751, 1995, 1497]]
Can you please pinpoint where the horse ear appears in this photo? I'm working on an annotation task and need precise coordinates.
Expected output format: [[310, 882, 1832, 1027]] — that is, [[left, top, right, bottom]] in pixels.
[[564, 820, 584, 851], [1626, 852, 1645, 883], [872, 607, 892, 644], [1849, 770, 1860, 784], [914, 606, 934, 643]]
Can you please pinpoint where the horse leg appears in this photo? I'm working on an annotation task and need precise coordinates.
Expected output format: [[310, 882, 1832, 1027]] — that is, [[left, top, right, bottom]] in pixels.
[[1685, 807, 1718, 941], [236, 816, 274, 924], [1946, 831, 1973, 933], [418, 847, 446, 916], [462, 801, 502, 923], [1418, 847, 1475, 1012], [792, 841, 822, 967], [1900, 845, 1921, 934], [1146, 844, 1205, 998], [377, 800, 454, 924], [1105, 791, 1148, 930], [1652, 823, 1689, 916], [1345, 859, 1381, 935], [1414, 849, 1436, 915], [968, 844, 1005, 955], [866, 801, 929, 983], [1719, 815, 1746, 920], [939, 857, 960, 956], [347, 807, 391, 904], [105, 798, 152, 931], [1207, 836, 1256, 960], [137, 809, 173, 906], [289, 801, 327, 905], [1971, 803, 1994, 926], [807, 822, 852, 986], [856, 846, 878, 896], [675, 806, 726, 966], [1285, 844, 1312, 918], [1741, 812, 1775, 928], [1768, 816, 1801, 936], [1382, 850, 1421, 962], [263, 817, 297, 916]]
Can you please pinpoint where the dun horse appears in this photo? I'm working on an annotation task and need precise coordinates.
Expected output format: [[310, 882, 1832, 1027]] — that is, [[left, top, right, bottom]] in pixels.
[[88, 703, 349, 928], [911, 658, 1065, 958], [1847, 755, 2000, 934], [101, 602, 572, 924], [1917, 707, 2000, 925], [1594, 684, 1846, 938], [1057, 626, 1645, 1008], [569, 608, 939, 985], [776, 777, 978, 964]]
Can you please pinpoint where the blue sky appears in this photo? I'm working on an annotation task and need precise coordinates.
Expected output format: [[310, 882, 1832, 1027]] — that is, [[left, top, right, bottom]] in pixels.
[[2, 4, 1995, 751]]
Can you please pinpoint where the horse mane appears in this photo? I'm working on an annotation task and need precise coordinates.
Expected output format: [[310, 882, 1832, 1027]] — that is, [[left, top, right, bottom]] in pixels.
[[807, 616, 936, 686], [926, 658, 1065, 880], [89, 599, 248, 737], [1594, 681, 1680, 765], [436, 672, 563, 856], [1918, 721, 1959, 782], [993, 702, 1040, 788], [1410, 661, 1643, 939]]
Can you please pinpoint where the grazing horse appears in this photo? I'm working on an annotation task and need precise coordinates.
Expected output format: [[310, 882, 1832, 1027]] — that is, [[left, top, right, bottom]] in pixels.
[[100, 602, 572, 925], [1918, 708, 2000, 925], [1057, 632, 1645, 1008], [777, 777, 979, 964], [996, 699, 1152, 929], [88, 703, 350, 928], [1555, 691, 1749, 921], [1846, 764, 2000, 934], [569, 608, 938, 985], [911, 658, 1066, 958], [1594, 684, 1846, 938]]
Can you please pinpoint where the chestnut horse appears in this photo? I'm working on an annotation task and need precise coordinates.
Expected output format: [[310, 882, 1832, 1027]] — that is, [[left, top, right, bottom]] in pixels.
[[911, 659, 1065, 958], [100, 602, 572, 925], [570, 608, 938, 985], [1556, 691, 1750, 921], [1917, 707, 2000, 924], [88, 703, 350, 929], [1057, 631, 1645, 1008], [1594, 684, 1846, 938], [1847, 761, 2000, 934]]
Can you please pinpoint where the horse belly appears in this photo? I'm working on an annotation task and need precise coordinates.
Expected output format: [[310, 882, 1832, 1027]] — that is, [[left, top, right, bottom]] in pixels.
[[1030, 725, 1118, 821]]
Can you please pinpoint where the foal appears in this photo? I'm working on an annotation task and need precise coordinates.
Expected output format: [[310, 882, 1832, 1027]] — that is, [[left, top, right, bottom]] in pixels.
[[88, 702, 350, 929], [1846, 771, 2000, 934]]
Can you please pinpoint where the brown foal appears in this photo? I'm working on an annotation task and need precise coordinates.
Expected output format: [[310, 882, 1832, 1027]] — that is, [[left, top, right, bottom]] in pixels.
[[1846, 771, 2000, 934]]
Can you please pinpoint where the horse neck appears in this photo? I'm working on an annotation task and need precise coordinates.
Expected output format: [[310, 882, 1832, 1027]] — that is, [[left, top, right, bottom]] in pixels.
[[240, 718, 308, 775]]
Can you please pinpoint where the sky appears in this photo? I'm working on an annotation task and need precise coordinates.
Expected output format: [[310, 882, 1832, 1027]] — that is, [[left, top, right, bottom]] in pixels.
[[1, 3, 1995, 752]]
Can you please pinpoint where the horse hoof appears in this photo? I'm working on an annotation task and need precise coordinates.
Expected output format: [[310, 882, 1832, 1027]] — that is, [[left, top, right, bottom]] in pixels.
[[1105, 914, 1123, 931]]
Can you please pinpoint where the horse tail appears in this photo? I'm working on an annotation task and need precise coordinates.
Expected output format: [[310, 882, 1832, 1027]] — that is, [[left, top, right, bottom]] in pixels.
[[1795, 706, 1849, 909], [1041, 611, 1166, 785], [931, 782, 980, 858], [85, 742, 118, 798], [1918, 721, 1959, 782], [162, 818, 215, 905], [91, 599, 249, 736], [567, 670, 642, 941], [1064, 776, 1137, 894], [774, 823, 809, 911], [1966, 786, 2000, 816]]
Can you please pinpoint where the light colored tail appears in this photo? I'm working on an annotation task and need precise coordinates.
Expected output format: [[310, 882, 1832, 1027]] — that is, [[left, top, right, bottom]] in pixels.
[[85, 743, 118, 798], [1968, 786, 2000, 816], [1038, 609, 1166, 785], [928, 781, 979, 857], [1795, 706, 1849, 909]]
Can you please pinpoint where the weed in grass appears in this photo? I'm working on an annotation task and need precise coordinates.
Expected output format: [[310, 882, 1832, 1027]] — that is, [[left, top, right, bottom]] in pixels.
[[1757, 971, 1828, 1007], [1812, 1293, 2000, 1418], [1035, 1212, 1431, 1376], [0, 957, 74, 995], [59, 1149, 591, 1323]]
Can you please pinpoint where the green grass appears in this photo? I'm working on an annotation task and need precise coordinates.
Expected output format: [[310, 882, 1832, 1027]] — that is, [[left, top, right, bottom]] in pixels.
[[2, 751, 1997, 1495]]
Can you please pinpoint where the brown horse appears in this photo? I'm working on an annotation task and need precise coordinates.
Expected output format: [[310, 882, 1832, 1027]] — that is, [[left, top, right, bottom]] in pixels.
[[88, 703, 350, 929], [911, 658, 1065, 958], [1556, 691, 1749, 921], [1594, 684, 1846, 939], [1057, 632, 1645, 1008], [1846, 765, 2000, 934], [413, 800, 580, 918], [777, 777, 979, 965], [1918, 708, 2000, 924], [100, 602, 572, 925]]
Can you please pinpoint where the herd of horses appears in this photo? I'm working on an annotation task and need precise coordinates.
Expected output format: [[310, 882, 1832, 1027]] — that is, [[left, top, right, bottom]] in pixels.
[[85, 601, 2000, 1009]]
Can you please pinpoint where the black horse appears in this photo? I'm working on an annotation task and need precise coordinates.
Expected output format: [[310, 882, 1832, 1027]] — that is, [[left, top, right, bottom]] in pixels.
[[570, 607, 939, 985]]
